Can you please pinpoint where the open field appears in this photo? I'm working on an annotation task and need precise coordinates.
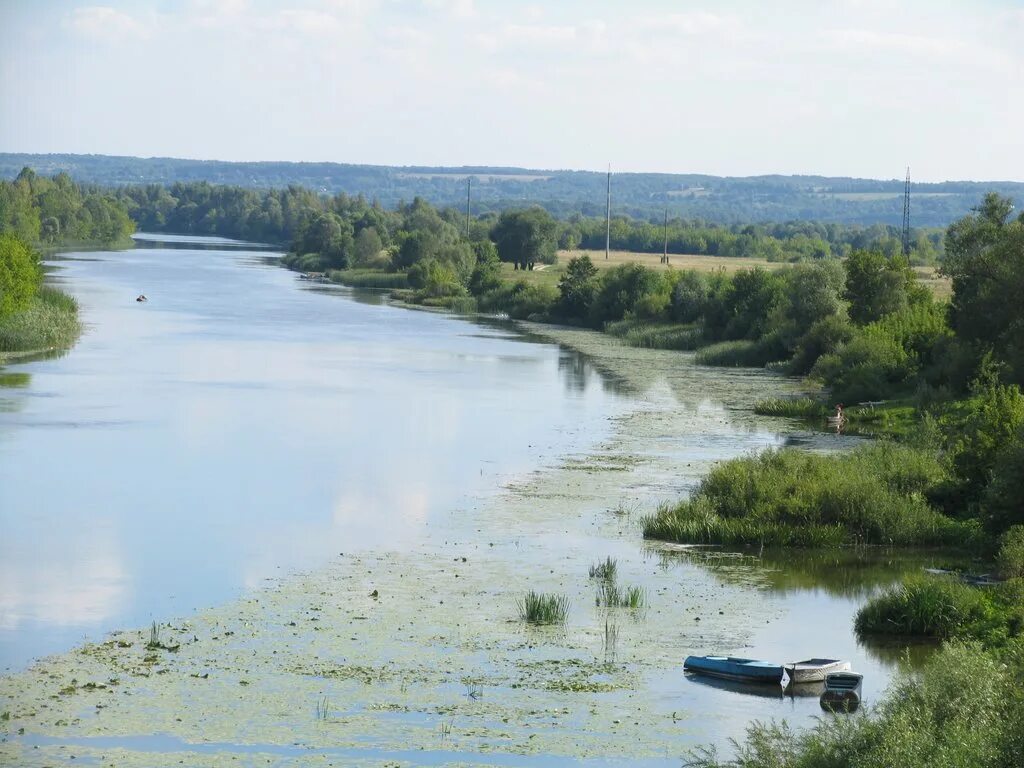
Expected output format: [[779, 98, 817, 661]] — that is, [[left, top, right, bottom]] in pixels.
[[914, 265, 953, 300], [501, 249, 780, 288]]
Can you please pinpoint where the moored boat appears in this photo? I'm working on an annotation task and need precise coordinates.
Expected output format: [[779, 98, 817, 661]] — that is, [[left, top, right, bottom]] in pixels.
[[785, 658, 851, 684], [683, 655, 787, 685], [820, 671, 863, 712]]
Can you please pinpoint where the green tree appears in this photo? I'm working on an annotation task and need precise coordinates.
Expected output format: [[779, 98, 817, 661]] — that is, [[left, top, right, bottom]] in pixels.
[[844, 249, 915, 325], [556, 255, 598, 319], [468, 241, 501, 296], [0, 233, 40, 320], [352, 226, 384, 267], [491, 208, 557, 271], [943, 194, 1024, 383]]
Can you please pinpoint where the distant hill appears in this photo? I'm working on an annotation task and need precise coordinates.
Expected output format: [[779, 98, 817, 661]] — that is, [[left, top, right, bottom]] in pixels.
[[2, 153, 1021, 227]]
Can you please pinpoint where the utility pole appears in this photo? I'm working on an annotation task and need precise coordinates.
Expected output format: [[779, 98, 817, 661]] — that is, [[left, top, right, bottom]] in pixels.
[[901, 167, 911, 258], [466, 177, 472, 238], [605, 165, 611, 260], [663, 208, 669, 265]]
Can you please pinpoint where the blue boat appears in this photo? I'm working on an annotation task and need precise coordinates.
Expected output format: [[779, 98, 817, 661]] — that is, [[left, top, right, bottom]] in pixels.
[[683, 655, 787, 684]]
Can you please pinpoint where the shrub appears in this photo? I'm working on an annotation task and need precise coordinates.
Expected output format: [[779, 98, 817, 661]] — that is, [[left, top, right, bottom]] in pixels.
[[0, 233, 41, 320], [478, 280, 557, 320], [997, 526, 1024, 579]]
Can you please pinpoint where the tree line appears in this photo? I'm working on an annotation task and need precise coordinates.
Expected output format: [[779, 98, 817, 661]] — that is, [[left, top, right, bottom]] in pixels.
[[0, 168, 135, 247]]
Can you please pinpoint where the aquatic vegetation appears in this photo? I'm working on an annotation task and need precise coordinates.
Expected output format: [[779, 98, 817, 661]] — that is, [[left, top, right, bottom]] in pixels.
[[643, 443, 980, 548], [518, 591, 570, 625], [855, 574, 1024, 646], [689, 641, 1024, 768], [694, 339, 779, 367], [595, 581, 646, 610], [315, 696, 330, 720], [0, 287, 81, 355], [604, 319, 705, 351], [753, 397, 829, 420], [328, 269, 409, 289], [588, 556, 617, 581]]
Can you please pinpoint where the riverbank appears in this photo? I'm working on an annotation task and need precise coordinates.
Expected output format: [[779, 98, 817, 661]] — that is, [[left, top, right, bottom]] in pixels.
[[0, 286, 81, 362]]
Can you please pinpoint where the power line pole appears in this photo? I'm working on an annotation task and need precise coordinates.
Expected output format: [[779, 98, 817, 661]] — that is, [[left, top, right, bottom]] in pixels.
[[605, 165, 611, 260], [466, 177, 472, 238], [901, 167, 911, 258]]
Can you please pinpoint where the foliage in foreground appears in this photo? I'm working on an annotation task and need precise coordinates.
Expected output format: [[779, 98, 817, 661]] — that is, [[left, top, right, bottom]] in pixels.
[[689, 641, 1024, 768], [0, 286, 80, 353], [642, 443, 977, 548]]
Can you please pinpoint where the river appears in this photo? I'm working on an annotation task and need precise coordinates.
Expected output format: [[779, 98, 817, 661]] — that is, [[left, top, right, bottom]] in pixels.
[[0, 235, 945, 766]]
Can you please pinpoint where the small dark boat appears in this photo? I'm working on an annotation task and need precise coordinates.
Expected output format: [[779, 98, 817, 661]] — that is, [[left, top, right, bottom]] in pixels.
[[136, 295, 148, 302], [684, 655, 787, 685], [820, 671, 863, 712]]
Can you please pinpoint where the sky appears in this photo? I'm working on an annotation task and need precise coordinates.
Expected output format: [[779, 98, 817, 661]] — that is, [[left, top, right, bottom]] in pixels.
[[1, 0, 1022, 181]]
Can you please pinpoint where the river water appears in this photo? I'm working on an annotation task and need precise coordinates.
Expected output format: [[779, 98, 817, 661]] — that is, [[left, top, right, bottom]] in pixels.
[[0, 235, 947, 765]]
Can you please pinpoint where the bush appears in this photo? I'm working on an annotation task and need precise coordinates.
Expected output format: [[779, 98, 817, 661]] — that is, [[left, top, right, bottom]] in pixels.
[[642, 443, 975, 548], [0, 233, 41, 319], [997, 526, 1024, 579], [478, 280, 557, 320], [589, 263, 670, 324]]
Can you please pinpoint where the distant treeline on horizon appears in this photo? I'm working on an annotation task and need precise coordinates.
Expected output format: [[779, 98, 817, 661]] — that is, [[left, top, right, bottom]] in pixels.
[[2, 153, 1022, 228]]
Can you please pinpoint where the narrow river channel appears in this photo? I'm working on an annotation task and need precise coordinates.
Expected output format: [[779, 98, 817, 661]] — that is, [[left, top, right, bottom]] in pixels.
[[0, 235, 947, 765]]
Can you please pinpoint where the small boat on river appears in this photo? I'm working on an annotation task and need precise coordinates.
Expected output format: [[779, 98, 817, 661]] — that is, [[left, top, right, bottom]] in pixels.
[[785, 658, 851, 684], [684, 655, 787, 685], [820, 671, 863, 712]]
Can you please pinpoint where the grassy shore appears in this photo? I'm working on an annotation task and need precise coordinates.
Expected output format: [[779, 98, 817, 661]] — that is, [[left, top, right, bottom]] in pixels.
[[0, 287, 81, 359], [642, 442, 979, 549]]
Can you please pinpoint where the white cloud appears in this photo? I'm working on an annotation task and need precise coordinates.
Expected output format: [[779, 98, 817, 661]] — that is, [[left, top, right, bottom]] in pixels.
[[422, 0, 476, 20], [502, 23, 578, 46], [66, 6, 152, 41], [637, 10, 740, 37], [825, 28, 964, 56]]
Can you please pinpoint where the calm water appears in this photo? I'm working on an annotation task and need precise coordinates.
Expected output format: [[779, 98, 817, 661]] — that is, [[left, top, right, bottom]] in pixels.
[[1, 235, 949, 764], [0, 235, 629, 668]]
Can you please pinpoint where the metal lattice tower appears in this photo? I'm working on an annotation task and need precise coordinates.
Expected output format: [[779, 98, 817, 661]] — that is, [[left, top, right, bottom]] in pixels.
[[901, 167, 911, 257]]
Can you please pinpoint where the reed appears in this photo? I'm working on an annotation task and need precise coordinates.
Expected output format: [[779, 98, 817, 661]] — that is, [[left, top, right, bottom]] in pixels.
[[588, 556, 617, 581], [518, 591, 570, 625], [0, 288, 81, 354], [753, 397, 829, 420]]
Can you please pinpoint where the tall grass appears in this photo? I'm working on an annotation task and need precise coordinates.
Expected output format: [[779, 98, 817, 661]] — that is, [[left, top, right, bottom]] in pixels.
[[855, 575, 1024, 645], [753, 397, 829, 420], [689, 641, 1024, 768], [588, 557, 617, 581], [595, 581, 646, 610], [0, 287, 81, 354], [643, 443, 980, 548], [694, 339, 779, 367], [518, 591, 570, 625], [328, 269, 409, 289], [604, 319, 705, 350]]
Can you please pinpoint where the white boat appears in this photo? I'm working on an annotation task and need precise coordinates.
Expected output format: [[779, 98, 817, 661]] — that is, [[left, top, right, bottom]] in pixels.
[[785, 658, 851, 684]]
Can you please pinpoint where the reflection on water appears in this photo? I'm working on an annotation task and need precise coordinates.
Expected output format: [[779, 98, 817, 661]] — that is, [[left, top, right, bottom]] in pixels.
[[0, 235, 640, 668]]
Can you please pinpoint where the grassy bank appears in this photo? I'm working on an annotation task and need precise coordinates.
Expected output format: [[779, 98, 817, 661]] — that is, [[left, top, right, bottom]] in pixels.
[[642, 443, 979, 548], [328, 269, 409, 289], [604, 319, 704, 350], [0, 287, 81, 358], [691, 640, 1024, 768]]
